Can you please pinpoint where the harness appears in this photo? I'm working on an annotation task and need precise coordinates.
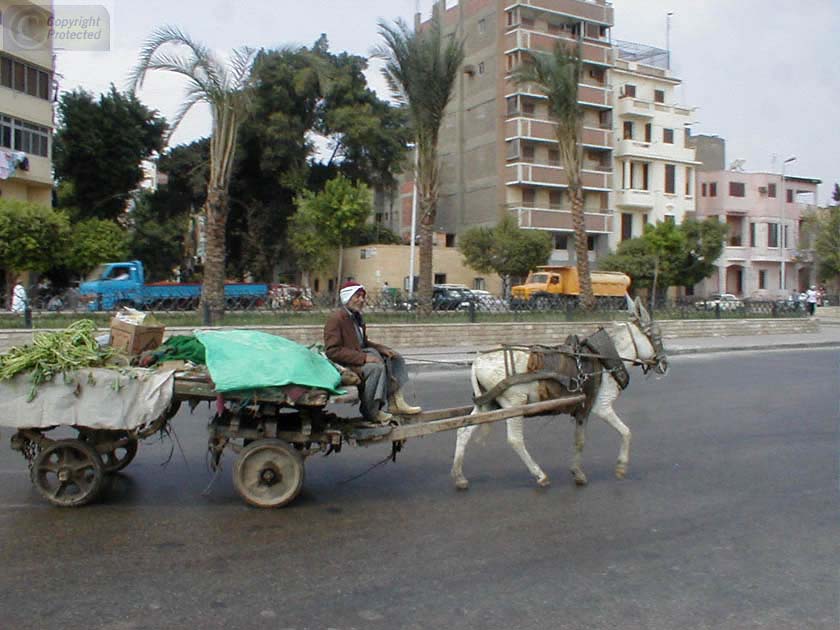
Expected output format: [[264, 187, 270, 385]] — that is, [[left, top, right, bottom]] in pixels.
[[473, 323, 662, 421]]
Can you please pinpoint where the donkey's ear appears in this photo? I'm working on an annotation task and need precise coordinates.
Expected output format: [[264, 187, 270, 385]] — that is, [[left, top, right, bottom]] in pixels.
[[635, 296, 652, 325], [625, 293, 635, 312]]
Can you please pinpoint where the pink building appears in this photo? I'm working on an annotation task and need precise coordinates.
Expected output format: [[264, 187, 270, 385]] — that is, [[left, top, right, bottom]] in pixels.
[[694, 171, 820, 298]]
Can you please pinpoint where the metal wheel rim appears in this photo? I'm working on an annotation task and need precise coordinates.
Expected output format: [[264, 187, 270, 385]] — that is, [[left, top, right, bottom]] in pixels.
[[100, 439, 138, 473], [31, 439, 105, 507], [233, 440, 304, 508]]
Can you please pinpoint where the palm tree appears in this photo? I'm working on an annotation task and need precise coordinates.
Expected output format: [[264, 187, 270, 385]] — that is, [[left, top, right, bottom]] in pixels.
[[375, 13, 464, 313], [514, 43, 595, 309], [129, 26, 256, 324]]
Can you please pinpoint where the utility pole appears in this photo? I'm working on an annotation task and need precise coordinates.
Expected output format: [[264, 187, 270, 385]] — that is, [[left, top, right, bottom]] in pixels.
[[666, 12, 673, 69]]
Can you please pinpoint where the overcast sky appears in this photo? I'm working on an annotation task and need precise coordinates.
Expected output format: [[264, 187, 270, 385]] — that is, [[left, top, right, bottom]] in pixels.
[[54, 0, 838, 203]]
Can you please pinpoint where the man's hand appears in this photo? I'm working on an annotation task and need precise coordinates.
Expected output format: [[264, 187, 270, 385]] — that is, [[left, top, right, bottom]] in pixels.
[[364, 354, 382, 363], [379, 348, 396, 359]]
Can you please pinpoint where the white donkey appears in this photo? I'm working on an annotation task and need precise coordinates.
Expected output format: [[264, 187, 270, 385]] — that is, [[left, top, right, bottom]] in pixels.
[[451, 296, 668, 490]]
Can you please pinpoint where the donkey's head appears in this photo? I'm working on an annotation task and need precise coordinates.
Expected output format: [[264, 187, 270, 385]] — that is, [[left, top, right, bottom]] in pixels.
[[625, 295, 668, 375]]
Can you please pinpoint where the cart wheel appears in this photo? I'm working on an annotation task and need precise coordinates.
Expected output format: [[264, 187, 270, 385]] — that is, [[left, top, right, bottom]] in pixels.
[[232, 439, 305, 508], [100, 438, 139, 473], [30, 439, 105, 507]]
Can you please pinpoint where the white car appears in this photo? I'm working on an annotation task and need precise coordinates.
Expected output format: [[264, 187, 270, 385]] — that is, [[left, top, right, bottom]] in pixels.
[[468, 290, 509, 312], [696, 293, 744, 311]]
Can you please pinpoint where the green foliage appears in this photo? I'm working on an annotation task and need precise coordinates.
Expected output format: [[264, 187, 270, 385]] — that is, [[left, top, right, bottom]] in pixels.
[[458, 215, 552, 283], [0, 199, 70, 276], [64, 219, 129, 274], [804, 205, 840, 283], [350, 223, 403, 246], [54, 86, 167, 221], [600, 218, 727, 292], [290, 176, 372, 274], [127, 192, 191, 281]]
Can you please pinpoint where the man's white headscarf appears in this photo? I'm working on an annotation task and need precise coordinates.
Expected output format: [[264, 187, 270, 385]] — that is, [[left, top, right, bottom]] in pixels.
[[340, 281, 365, 305]]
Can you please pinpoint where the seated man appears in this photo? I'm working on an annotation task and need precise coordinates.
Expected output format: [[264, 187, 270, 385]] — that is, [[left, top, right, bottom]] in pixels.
[[324, 281, 421, 424]]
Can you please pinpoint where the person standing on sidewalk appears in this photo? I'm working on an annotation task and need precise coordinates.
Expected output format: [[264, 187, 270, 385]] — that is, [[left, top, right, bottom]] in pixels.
[[805, 286, 818, 316], [324, 281, 421, 424], [10, 278, 27, 314]]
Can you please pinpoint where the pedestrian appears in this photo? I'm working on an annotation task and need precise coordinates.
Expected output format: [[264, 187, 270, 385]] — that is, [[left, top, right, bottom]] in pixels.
[[324, 281, 421, 424], [805, 285, 818, 316], [10, 278, 27, 313]]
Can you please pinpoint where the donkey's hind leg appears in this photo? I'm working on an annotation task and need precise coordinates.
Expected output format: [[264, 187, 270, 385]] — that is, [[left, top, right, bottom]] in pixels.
[[599, 404, 632, 479], [451, 418, 480, 490], [499, 391, 549, 486]]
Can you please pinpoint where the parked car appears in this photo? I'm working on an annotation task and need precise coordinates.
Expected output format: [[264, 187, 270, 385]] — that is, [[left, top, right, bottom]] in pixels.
[[469, 289, 509, 312], [695, 293, 744, 311], [433, 284, 475, 311]]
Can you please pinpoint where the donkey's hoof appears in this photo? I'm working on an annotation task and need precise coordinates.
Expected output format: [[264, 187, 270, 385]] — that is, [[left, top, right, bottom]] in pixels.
[[536, 474, 551, 487], [454, 478, 470, 491], [571, 469, 588, 486], [615, 463, 627, 479]]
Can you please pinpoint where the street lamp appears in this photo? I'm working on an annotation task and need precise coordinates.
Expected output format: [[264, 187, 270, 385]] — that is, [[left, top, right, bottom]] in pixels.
[[780, 155, 796, 295], [408, 144, 418, 299]]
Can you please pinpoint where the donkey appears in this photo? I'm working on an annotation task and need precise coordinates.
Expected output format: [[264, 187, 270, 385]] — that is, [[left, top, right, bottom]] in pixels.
[[451, 296, 668, 490]]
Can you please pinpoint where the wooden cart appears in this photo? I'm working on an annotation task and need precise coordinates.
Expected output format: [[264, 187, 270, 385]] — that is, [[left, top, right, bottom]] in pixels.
[[9, 368, 584, 508]]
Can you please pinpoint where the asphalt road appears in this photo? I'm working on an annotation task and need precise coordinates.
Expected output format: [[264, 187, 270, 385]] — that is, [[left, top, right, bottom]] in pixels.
[[0, 349, 838, 630]]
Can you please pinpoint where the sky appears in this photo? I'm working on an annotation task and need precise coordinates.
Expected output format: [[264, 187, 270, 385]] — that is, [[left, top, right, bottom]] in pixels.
[[52, 0, 839, 204]]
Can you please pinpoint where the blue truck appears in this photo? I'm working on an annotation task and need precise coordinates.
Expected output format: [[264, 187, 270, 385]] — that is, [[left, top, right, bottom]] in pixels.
[[79, 260, 268, 311]]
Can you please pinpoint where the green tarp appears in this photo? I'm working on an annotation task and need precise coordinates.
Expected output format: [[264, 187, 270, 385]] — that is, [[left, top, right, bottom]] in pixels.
[[194, 329, 344, 394]]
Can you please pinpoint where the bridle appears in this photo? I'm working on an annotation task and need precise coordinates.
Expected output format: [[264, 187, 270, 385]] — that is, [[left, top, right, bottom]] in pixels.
[[624, 319, 668, 375]]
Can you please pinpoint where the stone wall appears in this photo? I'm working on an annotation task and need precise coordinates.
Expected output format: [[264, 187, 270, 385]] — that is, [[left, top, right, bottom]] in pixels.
[[0, 318, 819, 354]]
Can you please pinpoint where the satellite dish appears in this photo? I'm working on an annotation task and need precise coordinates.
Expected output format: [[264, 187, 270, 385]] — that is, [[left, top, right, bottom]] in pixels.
[[729, 159, 746, 172]]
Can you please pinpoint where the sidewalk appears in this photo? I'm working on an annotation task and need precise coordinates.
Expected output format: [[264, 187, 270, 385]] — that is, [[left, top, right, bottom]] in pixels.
[[400, 315, 840, 369]]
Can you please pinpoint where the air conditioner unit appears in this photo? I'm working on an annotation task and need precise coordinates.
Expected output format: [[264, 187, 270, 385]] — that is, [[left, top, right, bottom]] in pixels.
[[758, 186, 768, 194]]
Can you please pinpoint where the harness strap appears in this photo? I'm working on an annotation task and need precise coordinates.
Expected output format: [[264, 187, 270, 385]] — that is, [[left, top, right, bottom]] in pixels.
[[473, 369, 573, 407]]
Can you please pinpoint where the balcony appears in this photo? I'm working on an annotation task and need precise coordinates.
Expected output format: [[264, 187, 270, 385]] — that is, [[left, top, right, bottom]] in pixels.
[[615, 96, 654, 119], [505, 118, 610, 148], [506, 162, 611, 189], [508, 205, 613, 234], [506, 0, 614, 26], [506, 78, 611, 108], [615, 189, 654, 208], [503, 29, 613, 66]]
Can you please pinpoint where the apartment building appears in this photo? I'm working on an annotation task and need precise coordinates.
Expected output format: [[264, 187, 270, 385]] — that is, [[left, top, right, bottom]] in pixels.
[[0, 0, 54, 206], [389, 0, 614, 272], [611, 40, 698, 244], [694, 170, 820, 298]]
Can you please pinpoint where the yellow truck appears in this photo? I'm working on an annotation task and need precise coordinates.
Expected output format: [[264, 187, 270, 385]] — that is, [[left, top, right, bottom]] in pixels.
[[511, 266, 631, 308]]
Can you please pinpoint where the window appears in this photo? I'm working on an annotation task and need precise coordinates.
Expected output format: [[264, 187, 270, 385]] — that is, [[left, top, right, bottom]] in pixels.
[[783, 225, 789, 248], [522, 101, 535, 115], [554, 233, 568, 249], [26, 67, 37, 97], [0, 115, 50, 157], [445, 233, 456, 247], [729, 181, 746, 197], [623, 84, 636, 98], [13, 61, 24, 92], [759, 270, 766, 289], [701, 182, 707, 197], [434, 273, 447, 284], [473, 277, 486, 290], [621, 213, 633, 241], [522, 188, 536, 207], [477, 61, 485, 75], [642, 162, 650, 190], [768, 223, 779, 248], [598, 110, 611, 129], [623, 121, 634, 140], [587, 235, 596, 251], [549, 190, 563, 208], [786, 189, 793, 203], [709, 182, 717, 197], [644, 123, 652, 143], [522, 143, 534, 161], [548, 149, 559, 166], [0, 58, 11, 88], [664, 214, 675, 224], [685, 167, 693, 195], [478, 18, 486, 34], [768, 183, 776, 198], [665, 164, 676, 194], [654, 89, 665, 103], [0, 55, 51, 100], [663, 128, 674, 144], [749, 222, 756, 247]]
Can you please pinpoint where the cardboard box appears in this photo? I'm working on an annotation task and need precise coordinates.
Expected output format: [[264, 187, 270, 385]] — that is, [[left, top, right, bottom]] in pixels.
[[109, 318, 165, 355]]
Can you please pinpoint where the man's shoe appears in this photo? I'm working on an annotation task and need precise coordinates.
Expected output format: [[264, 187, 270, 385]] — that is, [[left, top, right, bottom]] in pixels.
[[389, 390, 422, 415], [372, 409, 394, 425]]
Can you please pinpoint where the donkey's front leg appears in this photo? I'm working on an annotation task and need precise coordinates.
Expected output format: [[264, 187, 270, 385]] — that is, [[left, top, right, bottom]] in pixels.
[[451, 419, 480, 490], [504, 414, 550, 487], [570, 418, 588, 486], [599, 404, 632, 479]]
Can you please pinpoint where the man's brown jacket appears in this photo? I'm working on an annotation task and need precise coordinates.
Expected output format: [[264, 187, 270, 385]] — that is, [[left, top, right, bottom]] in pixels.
[[323, 308, 391, 376]]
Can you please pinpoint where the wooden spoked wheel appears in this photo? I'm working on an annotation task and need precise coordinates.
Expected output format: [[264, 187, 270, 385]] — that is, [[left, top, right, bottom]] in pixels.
[[31, 439, 105, 507], [232, 439, 305, 508]]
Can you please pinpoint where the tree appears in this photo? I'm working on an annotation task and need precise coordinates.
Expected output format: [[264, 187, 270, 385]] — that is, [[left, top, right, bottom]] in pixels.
[[676, 218, 729, 289], [803, 201, 840, 289], [513, 43, 595, 309], [53, 86, 167, 221], [375, 13, 465, 313], [0, 199, 70, 304], [130, 26, 257, 324], [289, 175, 372, 295], [458, 215, 553, 296], [64, 219, 129, 275]]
